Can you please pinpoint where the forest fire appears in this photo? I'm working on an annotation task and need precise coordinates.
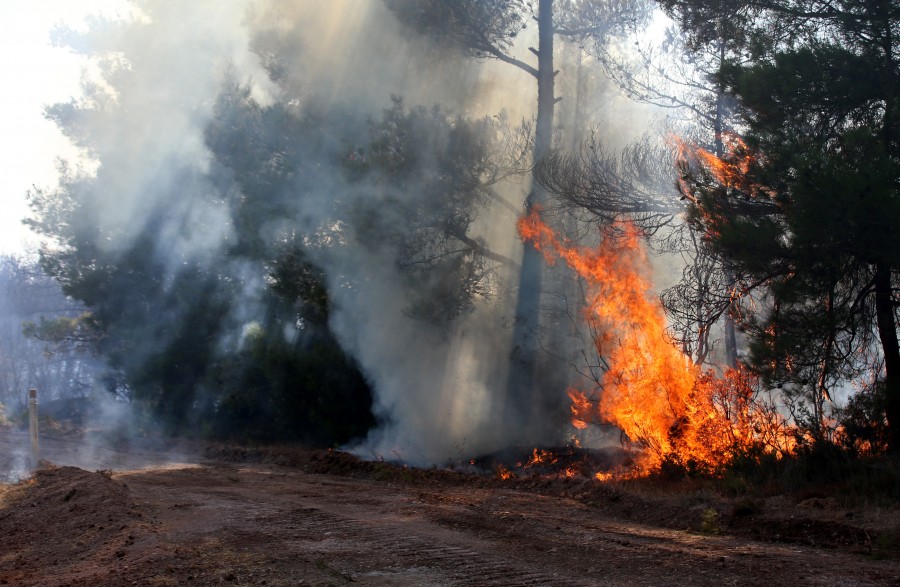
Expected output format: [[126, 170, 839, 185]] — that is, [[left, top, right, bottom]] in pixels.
[[670, 132, 776, 203], [693, 133, 752, 187], [523, 448, 558, 468], [518, 209, 793, 475]]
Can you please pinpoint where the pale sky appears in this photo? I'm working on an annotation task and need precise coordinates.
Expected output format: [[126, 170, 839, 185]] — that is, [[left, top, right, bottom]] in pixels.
[[0, 0, 132, 255]]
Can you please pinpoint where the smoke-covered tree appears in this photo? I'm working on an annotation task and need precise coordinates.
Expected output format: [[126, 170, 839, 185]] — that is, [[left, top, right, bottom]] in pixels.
[[0, 255, 103, 409], [343, 97, 529, 327], [28, 100, 377, 442], [27, 178, 237, 429], [384, 0, 652, 415], [663, 0, 900, 450], [28, 0, 535, 444], [22, 6, 379, 442], [205, 82, 529, 329], [207, 85, 534, 437], [203, 81, 533, 441]]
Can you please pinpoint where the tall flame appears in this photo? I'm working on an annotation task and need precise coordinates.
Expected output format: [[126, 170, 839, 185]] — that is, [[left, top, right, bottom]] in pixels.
[[518, 210, 792, 474]]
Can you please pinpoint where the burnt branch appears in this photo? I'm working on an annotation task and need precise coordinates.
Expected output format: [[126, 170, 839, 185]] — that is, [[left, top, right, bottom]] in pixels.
[[535, 135, 682, 235]]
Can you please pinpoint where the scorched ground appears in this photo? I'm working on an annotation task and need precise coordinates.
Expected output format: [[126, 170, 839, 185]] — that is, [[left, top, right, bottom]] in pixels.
[[0, 438, 898, 586]]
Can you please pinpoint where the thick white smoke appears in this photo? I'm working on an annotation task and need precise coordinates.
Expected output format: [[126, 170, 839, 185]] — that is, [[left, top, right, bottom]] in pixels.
[[43, 0, 664, 464], [243, 1, 534, 462], [51, 0, 276, 267]]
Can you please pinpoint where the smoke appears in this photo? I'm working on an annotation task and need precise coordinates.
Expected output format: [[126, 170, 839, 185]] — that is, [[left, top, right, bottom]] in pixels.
[[48, 0, 277, 264], [0, 254, 191, 480], [248, 3, 529, 460], [315, 240, 512, 462], [33, 0, 666, 465]]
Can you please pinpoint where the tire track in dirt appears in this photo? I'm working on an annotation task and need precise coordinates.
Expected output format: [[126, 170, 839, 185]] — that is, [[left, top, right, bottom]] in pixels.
[[251, 473, 898, 587], [263, 502, 599, 586]]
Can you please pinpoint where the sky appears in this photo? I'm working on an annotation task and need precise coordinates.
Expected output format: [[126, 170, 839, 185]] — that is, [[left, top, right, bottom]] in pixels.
[[0, 0, 132, 255]]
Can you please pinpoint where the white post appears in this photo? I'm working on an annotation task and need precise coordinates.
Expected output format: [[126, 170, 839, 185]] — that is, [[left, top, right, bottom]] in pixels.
[[28, 388, 39, 469]]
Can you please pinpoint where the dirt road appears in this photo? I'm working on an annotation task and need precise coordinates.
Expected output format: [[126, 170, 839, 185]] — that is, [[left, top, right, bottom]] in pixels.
[[1, 447, 898, 587]]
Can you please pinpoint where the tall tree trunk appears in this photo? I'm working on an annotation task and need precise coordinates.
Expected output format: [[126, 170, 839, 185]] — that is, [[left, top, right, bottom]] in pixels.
[[874, 263, 900, 452], [507, 0, 555, 432], [713, 39, 738, 370], [874, 3, 900, 452]]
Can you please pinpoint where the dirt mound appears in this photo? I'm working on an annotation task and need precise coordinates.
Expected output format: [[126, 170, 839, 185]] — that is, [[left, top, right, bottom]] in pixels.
[[0, 464, 145, 586]]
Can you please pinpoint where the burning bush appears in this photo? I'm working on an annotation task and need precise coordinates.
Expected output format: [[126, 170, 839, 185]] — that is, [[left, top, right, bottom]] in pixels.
[[518, 209, 795, 476]]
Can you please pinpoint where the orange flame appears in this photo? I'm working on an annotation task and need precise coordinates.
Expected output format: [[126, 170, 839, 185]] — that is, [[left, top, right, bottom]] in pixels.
[[697, 133, 752, 187], [524, 448, 559, 468], [518, 210, 793, 474], [670, 132, 774, 202], [567, 389, 592, 430]]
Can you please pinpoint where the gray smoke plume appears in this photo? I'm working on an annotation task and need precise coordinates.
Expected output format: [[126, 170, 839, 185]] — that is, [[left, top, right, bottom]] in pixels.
[[35, 0, 664, 465], [240, 1, 534, 461]]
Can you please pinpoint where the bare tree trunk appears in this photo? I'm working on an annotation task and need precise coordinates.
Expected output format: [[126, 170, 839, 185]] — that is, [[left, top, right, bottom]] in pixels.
[[875, 5, 899, 452], [507, 0, 555, 432], [874, 263, 900, 452], [713, 48, 738, 370]]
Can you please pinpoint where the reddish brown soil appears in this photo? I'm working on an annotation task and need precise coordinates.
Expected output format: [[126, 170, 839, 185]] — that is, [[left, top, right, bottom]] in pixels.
[[0, 436, 898, 586]]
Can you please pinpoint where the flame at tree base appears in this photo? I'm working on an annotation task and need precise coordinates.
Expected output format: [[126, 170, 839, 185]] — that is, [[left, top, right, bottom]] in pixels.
[[517, 209, 794, 476]]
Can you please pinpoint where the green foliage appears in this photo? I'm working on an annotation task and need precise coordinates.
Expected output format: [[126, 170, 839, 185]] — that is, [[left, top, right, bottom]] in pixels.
[[871, 528, 900, 561], [717, 441, 900, 505], [266, 249, 331, 328], [22, 313, 103, 356], [699, 507, 720, 534], [838, 383, 890, 456], [386, 0, 652, 67], [344, 97, 508, 326], [209, 326, 374, 446], [729, 496, 761, 517], [671, 1, 900, 449], [384, 0, 530, 59]]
